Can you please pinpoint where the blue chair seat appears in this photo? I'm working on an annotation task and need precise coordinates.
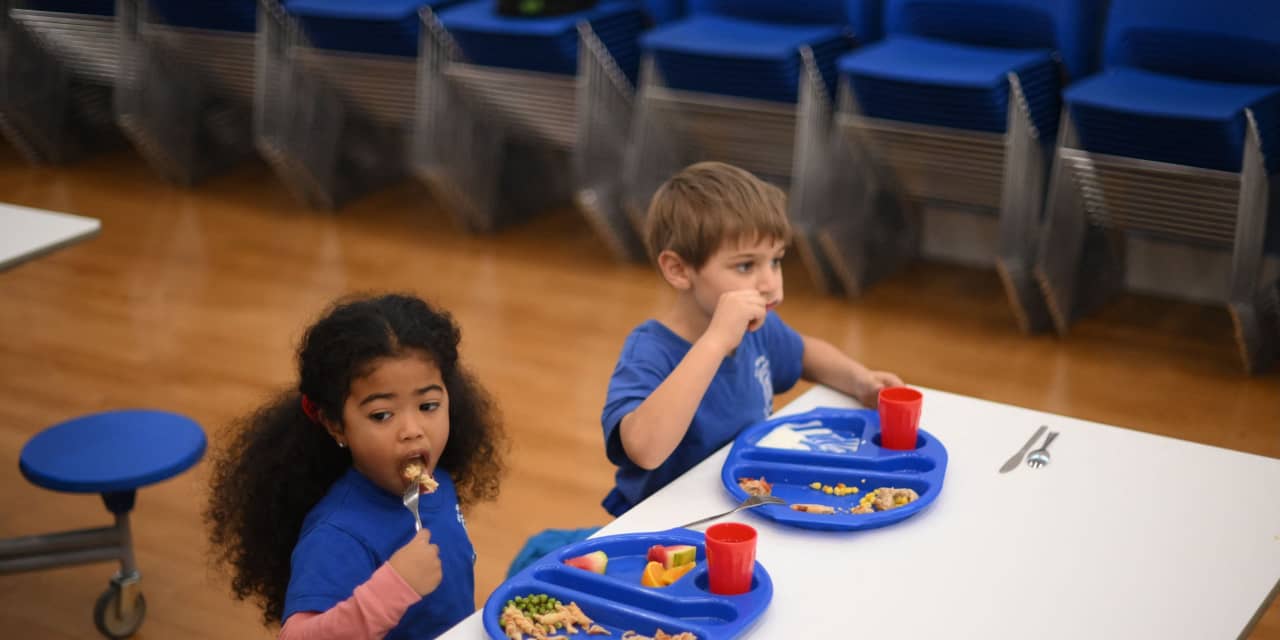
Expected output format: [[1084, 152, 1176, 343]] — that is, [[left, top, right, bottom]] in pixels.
[[440, 0, 646, 80], [286, 0, 459, 57], [839, 35, 1061, 137], [19, 410, 206, 494], [1066, 68, 1280, 173], [641, 15, 851, 103], [148, 1, 257, 33]]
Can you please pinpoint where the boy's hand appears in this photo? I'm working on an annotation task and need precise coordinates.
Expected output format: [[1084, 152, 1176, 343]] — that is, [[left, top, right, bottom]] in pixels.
[[853, 370, 904, 408], [389, 528, 443, 596], [702, 290, 768, 356]]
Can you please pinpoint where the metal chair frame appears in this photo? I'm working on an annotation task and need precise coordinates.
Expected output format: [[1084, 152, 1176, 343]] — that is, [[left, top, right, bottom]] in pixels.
[[818, 70, 1053, 330], [1036, 108, 1279, 372], [0, 0, 121, 162], [254, 0, 413, 209], [412, 7, 641, 258], [113, 0, 256, 185]]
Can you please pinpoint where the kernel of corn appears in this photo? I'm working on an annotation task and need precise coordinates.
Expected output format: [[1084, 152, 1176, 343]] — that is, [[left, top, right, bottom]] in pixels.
[[822, 486, 833, 494], [809, 482, 822, 490]]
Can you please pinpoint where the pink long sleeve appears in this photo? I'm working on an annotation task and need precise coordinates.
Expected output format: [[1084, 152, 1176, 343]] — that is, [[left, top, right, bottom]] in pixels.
[[278, 563, 421, 640]]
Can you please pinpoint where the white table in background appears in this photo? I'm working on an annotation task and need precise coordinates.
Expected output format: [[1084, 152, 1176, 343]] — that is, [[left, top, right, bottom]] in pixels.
[[0, 203, 101, 270], [442, 386, 1280, 639]]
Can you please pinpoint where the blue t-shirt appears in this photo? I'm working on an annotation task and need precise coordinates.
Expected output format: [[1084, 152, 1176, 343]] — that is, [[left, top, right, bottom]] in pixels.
[[283, 467, 476, 640], [600, 311, 805, 516]]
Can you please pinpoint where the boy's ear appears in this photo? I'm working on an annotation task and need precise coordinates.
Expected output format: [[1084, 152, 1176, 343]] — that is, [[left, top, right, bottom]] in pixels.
[[657, 250, 694, 290]]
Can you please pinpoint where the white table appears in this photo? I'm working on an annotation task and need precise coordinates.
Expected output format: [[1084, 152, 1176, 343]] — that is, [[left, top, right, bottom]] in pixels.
[[444, 386, 1280, 639], [0, 203, 101, 270]]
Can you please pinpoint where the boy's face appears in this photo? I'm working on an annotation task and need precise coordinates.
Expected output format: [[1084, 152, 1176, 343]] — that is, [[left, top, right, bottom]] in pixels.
[[687, 234, 786, 317]]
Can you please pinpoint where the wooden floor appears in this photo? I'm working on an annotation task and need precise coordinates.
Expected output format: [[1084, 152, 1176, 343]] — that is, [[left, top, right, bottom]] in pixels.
[[1, 145, 1277, 639]]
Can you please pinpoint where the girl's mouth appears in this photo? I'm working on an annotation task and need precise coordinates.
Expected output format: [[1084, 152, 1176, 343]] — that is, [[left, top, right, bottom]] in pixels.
[[399, 453, 438, 494]]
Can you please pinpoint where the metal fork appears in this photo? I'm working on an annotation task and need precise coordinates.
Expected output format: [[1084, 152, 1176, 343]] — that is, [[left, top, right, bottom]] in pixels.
[[402, 483, 422, 532], [1026, 432, 1059, 469], [676, 494, 785, 529]]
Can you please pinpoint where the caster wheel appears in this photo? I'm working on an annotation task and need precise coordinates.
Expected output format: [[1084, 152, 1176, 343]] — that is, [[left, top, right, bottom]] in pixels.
[[93, 586, 146, 639]]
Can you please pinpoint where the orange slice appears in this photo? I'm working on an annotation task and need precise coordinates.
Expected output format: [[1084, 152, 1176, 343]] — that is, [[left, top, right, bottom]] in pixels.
[[661, 562, 696, 585], [640, 561, 665, 588]]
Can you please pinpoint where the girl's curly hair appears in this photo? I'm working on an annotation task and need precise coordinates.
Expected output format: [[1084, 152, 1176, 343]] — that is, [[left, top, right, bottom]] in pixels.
[[205, 294, 505, 626]]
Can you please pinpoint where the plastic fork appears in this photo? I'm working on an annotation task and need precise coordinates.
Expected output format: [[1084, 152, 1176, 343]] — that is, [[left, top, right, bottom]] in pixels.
[[402, 482, 422, 532], [677, 494, 785, 529], [1026, 432, 1059, 469]]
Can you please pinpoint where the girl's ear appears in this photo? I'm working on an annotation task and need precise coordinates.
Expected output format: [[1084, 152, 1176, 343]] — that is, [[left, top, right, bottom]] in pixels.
[[319, 413, 346, 448], [657, 249, 694, 291]]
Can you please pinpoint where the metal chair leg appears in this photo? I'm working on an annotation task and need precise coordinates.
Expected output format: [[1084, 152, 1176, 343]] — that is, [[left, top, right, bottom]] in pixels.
[[820, 78, 919, 297], [1035, 109, 1125, 335], [1227, 110, 1276, 373], [573, 21, 645, 261], [996, 72, 1052, 333]]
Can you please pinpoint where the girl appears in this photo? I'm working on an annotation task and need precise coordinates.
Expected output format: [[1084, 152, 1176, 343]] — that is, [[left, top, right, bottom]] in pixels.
[[207, 293, 506, 640]]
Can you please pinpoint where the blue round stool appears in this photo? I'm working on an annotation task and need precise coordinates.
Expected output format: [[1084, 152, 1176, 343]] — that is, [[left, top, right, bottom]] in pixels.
[[2, 410, 206, 639]]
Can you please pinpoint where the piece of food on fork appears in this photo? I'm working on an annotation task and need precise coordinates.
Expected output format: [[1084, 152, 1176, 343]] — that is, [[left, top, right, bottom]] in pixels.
[[400, 456, 439, 494]]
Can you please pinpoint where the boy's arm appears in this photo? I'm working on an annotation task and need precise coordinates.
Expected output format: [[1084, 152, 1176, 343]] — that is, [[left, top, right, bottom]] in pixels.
[[618, 338, 729, 470], [620, 290, 768, 470], [800, 335, 903, 407]]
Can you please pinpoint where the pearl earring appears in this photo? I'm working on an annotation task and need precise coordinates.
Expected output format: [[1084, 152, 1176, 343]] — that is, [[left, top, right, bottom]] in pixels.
[[338, 442, 347, 449]]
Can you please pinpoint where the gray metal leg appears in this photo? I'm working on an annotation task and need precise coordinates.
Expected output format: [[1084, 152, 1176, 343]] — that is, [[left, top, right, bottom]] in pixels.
[[996, 72, 1052, 333], [573, 21, 645, 261], [1227, 110, 1276, 373], [0, 509, 133, 576], [1034, 110, 1125, 335]]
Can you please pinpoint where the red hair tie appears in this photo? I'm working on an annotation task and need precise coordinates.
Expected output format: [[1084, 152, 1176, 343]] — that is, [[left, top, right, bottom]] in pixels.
[[300, 395, 322, 424]]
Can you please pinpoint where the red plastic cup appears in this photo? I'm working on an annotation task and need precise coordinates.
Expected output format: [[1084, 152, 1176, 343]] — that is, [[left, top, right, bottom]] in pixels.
[[704, 522, 756, 595], [878, 386, 923, 450]]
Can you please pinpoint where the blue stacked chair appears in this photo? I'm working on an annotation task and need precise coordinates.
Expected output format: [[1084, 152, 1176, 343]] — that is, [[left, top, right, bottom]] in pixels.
[[112, 0, 260, 185], [254, 0, 459, 209], [442, 0, 645, 80], [0, 410, 206, 639], [146, 0, 256, 32], [287, 0, 438, 57], [413, 1, 670, 259], [1036, 0, 1280, 373], [625, 0, 881, 293], [816, 0, 1106, 328], [643, 0, 869, 104], [0, 0, 123, 162]]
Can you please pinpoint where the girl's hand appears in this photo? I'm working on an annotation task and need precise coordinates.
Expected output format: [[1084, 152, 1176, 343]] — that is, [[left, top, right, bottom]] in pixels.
[[854, 370, 905, 408], [389, 528, 443, 596], [700, 290, 768, 357]]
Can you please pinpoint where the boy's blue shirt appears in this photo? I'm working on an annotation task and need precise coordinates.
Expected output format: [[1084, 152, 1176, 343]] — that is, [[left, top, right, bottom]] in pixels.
[[600, 311, 804, 516], [284, 467, 476, 640]]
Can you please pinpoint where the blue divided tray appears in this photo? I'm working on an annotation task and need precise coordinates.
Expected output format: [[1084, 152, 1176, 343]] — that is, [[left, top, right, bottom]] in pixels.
[[721, 407, 948, 531], [483, 529, 772, 640]]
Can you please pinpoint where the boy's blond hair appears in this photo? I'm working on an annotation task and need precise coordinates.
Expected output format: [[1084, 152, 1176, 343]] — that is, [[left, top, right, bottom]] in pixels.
[[644, 162, 792, 269]]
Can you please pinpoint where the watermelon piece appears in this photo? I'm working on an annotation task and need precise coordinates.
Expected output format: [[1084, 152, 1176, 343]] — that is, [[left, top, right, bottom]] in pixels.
[[646, 544, 696, 569], [563, 550, 608, 574]]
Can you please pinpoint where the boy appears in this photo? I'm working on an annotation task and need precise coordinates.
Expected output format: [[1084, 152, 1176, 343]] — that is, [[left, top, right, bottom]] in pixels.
[[600, 162, 903, 516]]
